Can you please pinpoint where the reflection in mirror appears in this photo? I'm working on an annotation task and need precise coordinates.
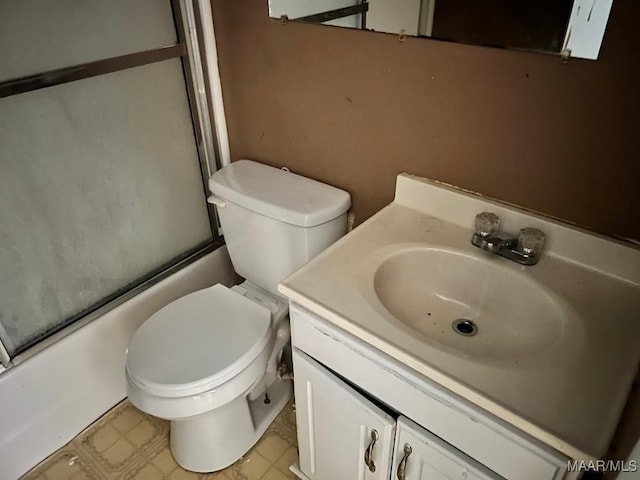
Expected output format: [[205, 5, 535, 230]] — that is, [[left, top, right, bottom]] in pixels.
[[268, 0, 614, 60], [270, 0, 365, 28], [430, 1, 572, 53]]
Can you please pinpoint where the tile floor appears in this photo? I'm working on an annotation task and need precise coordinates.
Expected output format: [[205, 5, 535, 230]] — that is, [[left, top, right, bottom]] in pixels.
[[22, 400, 298, 480]]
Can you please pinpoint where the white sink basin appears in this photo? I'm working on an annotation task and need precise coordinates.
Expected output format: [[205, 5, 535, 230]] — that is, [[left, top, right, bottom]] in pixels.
[[373, 248, 574, 364]]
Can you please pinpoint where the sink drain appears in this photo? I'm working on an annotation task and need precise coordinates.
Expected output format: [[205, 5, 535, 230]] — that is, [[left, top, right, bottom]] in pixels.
[[452, 319, 478, 337]]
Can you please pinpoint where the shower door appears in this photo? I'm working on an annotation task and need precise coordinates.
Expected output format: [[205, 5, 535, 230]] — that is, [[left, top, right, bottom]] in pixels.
[[0, 0, 220, 366]]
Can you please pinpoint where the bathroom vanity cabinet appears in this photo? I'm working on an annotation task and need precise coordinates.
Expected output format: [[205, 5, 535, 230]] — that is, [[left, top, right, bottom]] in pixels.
[[289, 304, 575, 480], [280, 173, 640, 480]]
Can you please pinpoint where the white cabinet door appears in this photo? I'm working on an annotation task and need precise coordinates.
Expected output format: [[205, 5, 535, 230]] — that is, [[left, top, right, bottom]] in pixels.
[[293, 349, 396, 480], [391, 417, 503, 480]]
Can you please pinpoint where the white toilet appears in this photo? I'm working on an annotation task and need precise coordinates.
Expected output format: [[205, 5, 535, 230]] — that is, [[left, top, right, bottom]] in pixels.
[[125, 160, 350, 473]]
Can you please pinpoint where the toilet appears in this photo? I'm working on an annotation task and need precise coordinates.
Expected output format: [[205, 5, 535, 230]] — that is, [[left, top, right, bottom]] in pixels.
[[125, 160, 351, 473]]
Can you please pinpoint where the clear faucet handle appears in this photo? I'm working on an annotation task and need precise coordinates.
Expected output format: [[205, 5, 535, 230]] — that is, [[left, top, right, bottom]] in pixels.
[[518, 228, 545, 256], [474, 212, 500, 237]]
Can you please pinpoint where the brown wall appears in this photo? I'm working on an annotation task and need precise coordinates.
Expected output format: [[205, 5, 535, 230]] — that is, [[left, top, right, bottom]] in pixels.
[[212, 0, 640, 241], [210, 0, 640, 456]]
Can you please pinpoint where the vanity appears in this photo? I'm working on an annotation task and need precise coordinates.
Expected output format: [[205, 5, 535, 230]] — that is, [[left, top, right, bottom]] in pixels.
[[278, 174, 640, 480]]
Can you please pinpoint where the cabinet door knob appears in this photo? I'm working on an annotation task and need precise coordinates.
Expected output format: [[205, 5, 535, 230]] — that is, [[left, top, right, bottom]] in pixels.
[[364, 429, 379, 473], [396, 443, 412, 480]]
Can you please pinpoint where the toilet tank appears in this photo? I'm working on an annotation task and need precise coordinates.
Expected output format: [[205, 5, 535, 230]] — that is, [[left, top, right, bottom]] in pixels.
[[208, 160, 351, 296]]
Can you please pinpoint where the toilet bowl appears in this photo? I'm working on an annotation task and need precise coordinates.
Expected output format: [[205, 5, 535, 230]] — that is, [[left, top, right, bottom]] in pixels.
[[126, 282, 290, 472], [125, 160, 351, 472]]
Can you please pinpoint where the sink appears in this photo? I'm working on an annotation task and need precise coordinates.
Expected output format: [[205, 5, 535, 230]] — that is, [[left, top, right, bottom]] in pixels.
[[280, 173, 640, 459], [373, 247, 572, 364]]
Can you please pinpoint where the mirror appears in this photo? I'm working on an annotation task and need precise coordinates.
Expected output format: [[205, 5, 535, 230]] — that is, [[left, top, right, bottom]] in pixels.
[[268, 0, 613, 60]]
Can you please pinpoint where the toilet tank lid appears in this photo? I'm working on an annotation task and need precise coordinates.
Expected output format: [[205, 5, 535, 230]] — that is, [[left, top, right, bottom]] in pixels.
[[209, 160, 351, 227]]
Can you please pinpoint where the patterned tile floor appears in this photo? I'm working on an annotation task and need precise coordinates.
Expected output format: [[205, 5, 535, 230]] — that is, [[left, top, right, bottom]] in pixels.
[[22, 400, 298, 480]]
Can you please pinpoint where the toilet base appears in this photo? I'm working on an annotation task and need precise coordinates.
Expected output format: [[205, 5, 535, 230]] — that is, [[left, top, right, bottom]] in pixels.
[[169, 378, 292, 473]]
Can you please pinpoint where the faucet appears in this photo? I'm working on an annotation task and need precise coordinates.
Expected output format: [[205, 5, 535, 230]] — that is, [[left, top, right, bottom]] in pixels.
[[471, 212, 545, 266]]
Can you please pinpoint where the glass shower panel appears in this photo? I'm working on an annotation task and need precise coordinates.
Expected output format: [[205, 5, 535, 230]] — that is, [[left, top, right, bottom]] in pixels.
[[0, 0, 177, 82], [0, 58, 213, 356]]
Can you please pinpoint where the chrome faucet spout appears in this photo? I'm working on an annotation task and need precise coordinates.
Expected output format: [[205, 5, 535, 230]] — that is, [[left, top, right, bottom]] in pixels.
[[476, 233, 513, 253]]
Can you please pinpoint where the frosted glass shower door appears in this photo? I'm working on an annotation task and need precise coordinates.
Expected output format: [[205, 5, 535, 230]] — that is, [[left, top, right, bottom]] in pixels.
[[0, 59, 214, 357], [0, 0, 178, 81], [0, 0, 218, 361]]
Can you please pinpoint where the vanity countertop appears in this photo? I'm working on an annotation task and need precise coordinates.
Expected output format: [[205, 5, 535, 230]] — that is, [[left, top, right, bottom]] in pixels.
[[279, 174, 640, 461]]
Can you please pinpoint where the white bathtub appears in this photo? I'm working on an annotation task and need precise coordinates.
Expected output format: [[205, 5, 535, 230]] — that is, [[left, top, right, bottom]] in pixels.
[[0, 247, 236, 479]]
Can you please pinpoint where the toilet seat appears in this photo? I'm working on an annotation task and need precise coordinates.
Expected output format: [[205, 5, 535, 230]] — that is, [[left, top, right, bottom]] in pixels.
[[126, 284, 272, 398]]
